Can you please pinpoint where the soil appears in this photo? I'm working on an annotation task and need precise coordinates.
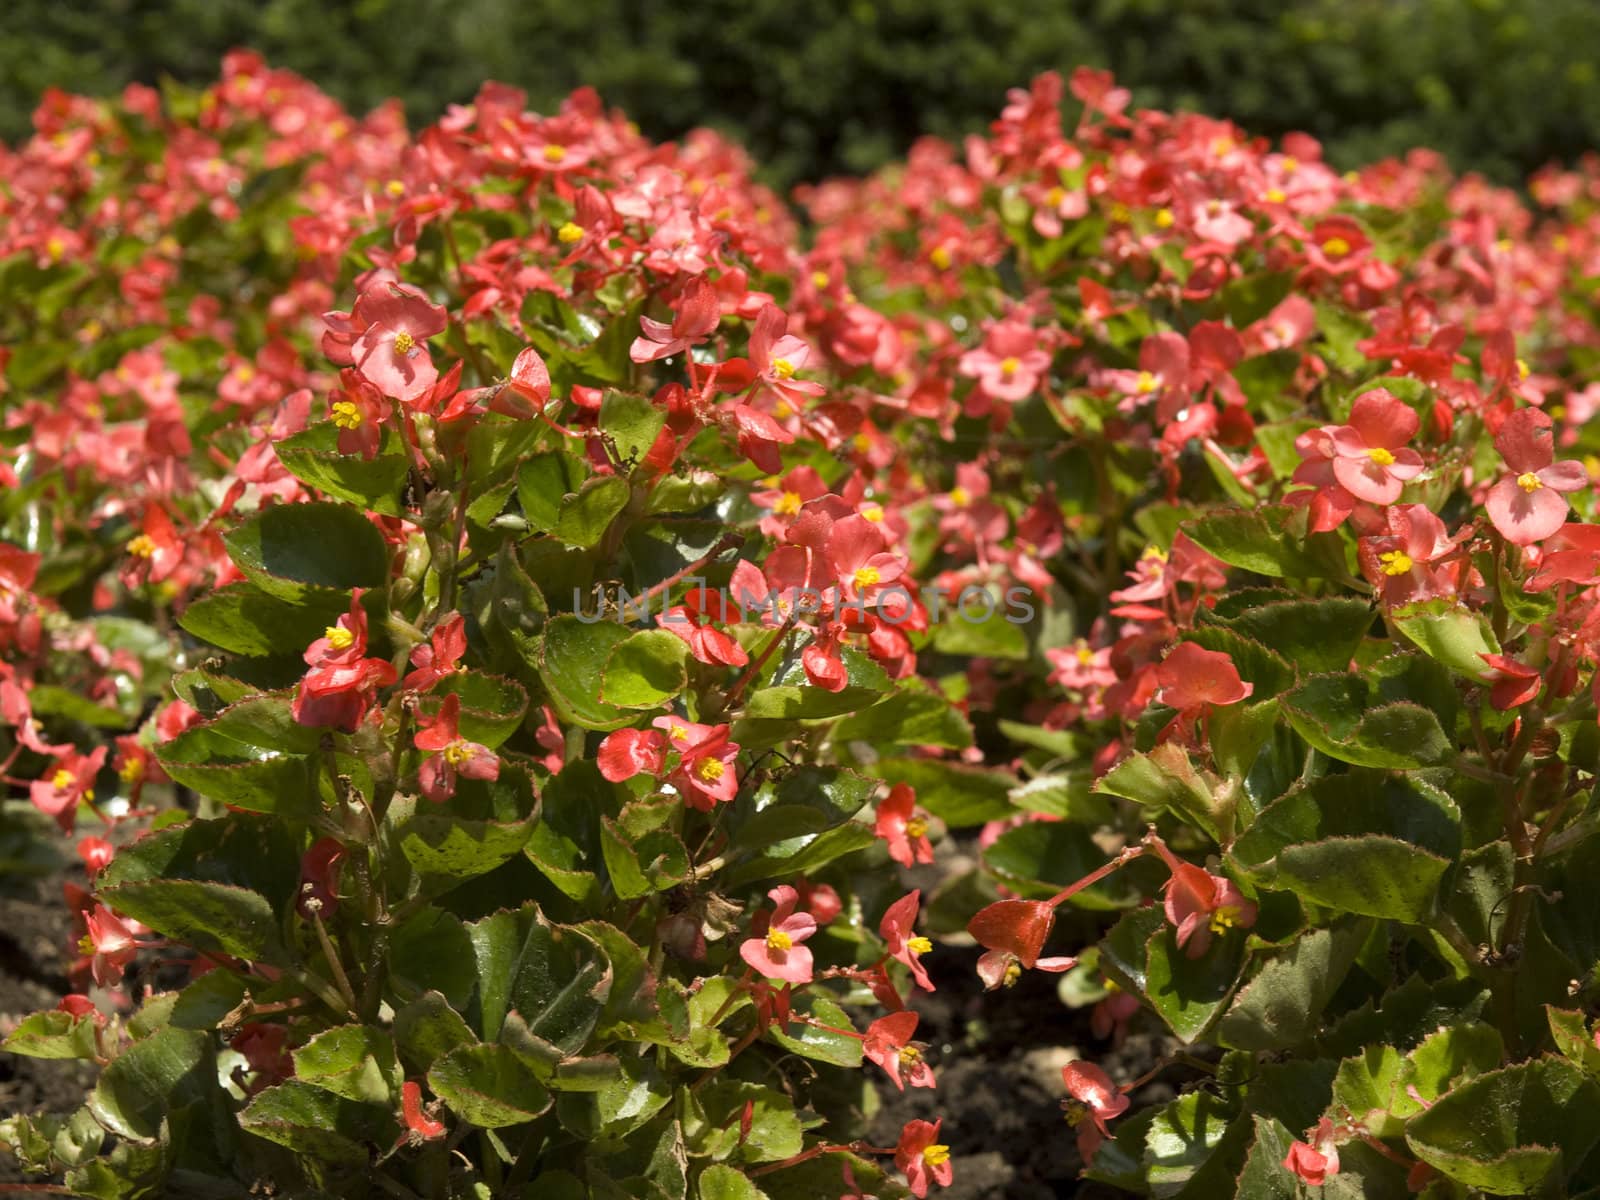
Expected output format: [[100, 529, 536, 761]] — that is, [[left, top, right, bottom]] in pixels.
[[868, 939, 1189, 1200], [0, 876, 96, 1185]]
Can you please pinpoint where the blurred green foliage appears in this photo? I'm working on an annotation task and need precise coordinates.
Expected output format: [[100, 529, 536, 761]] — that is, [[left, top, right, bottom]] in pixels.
[[3, 0, 1599, 186]]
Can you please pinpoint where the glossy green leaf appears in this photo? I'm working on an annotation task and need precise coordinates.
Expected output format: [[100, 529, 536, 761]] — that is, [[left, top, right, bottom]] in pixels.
[[428, 1043, 552, 1128]]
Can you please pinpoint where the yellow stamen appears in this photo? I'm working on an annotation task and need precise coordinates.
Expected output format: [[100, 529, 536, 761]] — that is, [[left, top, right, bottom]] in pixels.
[[126, 534, 157, 559], [1135, 371, 1158, 394], [853, 565, 881, 589], [1075, 644, 1094, 665], [1045, 186, 1066, 208], [392, 330, 416, 355], [811, 270, 830, 289], [765, 928, 793, 952], [324, 625, 355, 651], [442, 742, 472, 766], [51, 769, 73, 790], [1517, 472, 1543, 493], [557, 221, 584, 244], [385, 180, 405, 197], [1282, 156, 1300, 174], [923, 1144, 951, 1168], [1154, 207, 1174, 228], [669, 722, 690, 742], [1321, 236, 1351, 258], [1208, 906, 1240, 935], [542, 144, 567, 163], [119, 757, 143, 783], [1109, 202, 1131, 223], [773, 400, 794, 419], [330, 400, 363, 430], [1003, 960, 1022, 988], [907, 935, 933, 956], [1379, 550, 1413, 576], [998, 357, 1020, 378], [771, 357, 796, 380], [905, 817, 928, 839], [696, 758, 725, 782], [1264, 188, 1286, 204], [899, 1045, 922, 1064], [1517, 358, 1531, 380], [862, 504, 885, 523], [774, 490, 803, 517], [948, 485, 971, 508], [929, 246, 952, 270], [1367, 446, 1395, 466]]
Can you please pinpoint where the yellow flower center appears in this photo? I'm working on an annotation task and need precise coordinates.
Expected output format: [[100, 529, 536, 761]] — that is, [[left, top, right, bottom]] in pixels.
[[999, 357, 1020, 378], [51, 769, 73, 790], [905, 817, 928, 839], [126, 534, 157, 559], [1109, 202, 1131, 223], [1282, 156, 1300, 174], [775, 490, 803, 517], [929, 246, 952, 270], [1135, 371, 1158, 394], [324, 625, 355, 651], [1517, 358, 1531, 380], [949, 485, 971, 508], [771, 357, 796, 380], [1264, 187, 1286, 204], [1154, 207, 1174, 228], [331, 400, 363, 430], [696, 758, 726, 782], [543, 144, 567, 163], [766, 928, 793, 952], [1517, 472, 1543, 493], [851, 432, 871, 452], [812, 270, 830, 289], [923, 1144, 952, 1168], [442, 742, 472, 766], [1321, 236, 1351, 258], [862, 504, 885, 523], [1379, 550, 1413, 576], [1075, 645, 1094, 664], [669, 723, 690, 742], [1208, 906, 1241, 935], [557, 221, 584, 244], [853, 565, 881, 589], [1063, 1099, 1090, 1128], [1003, 960, 1022, 988], [907, 935, 933, 956], [119, 757, 143, 783], [773, 400, 794, 419], [393, 330, 416, 356], [899, 1045, 922, 1064], [1367, 446, 1395, 466], [385, 179, 405, 197], [1045, 186, 1066, 208]]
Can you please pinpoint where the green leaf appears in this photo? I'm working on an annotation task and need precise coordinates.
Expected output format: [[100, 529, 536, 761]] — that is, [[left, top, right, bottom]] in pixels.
[[601, 628, 690, 708], [863, 757, 1016, 827], [1280, 673, 1451, 769], [743, 647, 890, 719], [1216, 922, 1367, 1051], [1391, 599, 1503, 678], [273, 420, 411, 516], [223, 501, 389, 600], [1096, 743, 1233, 845], [1141, 1091, 1245, 1195], [95, 814, 299, 908], [179, 580, 351, 657], [428, 1043, 552, 1128], [930, 585, 1029, 659], [467, 904, 612, 1050], [1100, 907, 1248, 1044], [239, 1079, 383, 1163], [90, 1026, 214, 1141], [1406, 1057, 1600, 1195], [600, 389, 668, 464], [600, 798, 690, 899], [1200, 590, 1374, 674], [1232, 1115, 1302, 1200], [1183, 505, 1344, 578], [1549, 1007, 1600, 1075], [393, 800, 537, 888], [293, 1025, 401, 1105], [429, 671, 529, 748], [984, 820, 1144, 911], [766, 993, 864, 1068], [699, 1164, 772, 1200], [393, 991, 478, 1074], [1230, 772, 1459, 922], [98, 879, 284, 963], [153, 724, 317, 815], [687, 1080, 804, 1164], [831, 685, 973, 750], [538, 614, 635, 730], [3, 1010, 100, 1060]]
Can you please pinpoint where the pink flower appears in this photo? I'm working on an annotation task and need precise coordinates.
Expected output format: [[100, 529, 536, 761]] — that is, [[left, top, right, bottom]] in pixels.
[[31, 746, 106, 833], [957, 320, 1050, 405], [740, 885, 817, 983], [629, 275, 720, 363], [350, 281, 448, 403], [748, 304, 824, 413], [829, 514, 905, 603], [894, 1119, 953, 1198], [875, 783, 934, 867], [1061, 1062, 1129, 1163], [1327, 388, 1424, 505], [1485, 408, 1587, 545], [1154, 643, 1253, 714], [668, 728, 740, 811], [1151, 838, 1256, 958], [84, 906, 142, 987], [414, 694, 499, 803], [1356, 504, 1462, 605], [404, 612, 467, 691], [77, 837, 114, 875], [880, 890, 935, 992], [864, 1010, 936, 1091]]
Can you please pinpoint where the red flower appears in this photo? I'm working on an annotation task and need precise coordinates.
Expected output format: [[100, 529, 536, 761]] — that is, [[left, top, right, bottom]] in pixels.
[[1154, 643, 1252, 714], [880, 890, 935, 992], [404, 612, 467, 691], [1151, 838, 1257, 958], [120, 505, 184, 588], [739, 885, 817, 984], [967, 898, 1077, 990], [1478, 653, 1543, 710], [328, 373, 389, 460], [863, 1010, 936, 1091], [1282, 1118, 1341, 1186], [1061, 1061, 1129, 1162], [83, 905, 142, 987], [630, 275, 720, 363], [297, 837, 347, 921], [875, 783, 935, 867], [1357, 504, 1462, 605], [597, 727, 669, 782], [414, 694, 499, 802], [400, 1080, 446, 1142], [77, 836, 114, 876], [894, 1119, 953, 1198], [658, 587, 749, 667], [31, 746, 106, 833], [1485, 407, 1587, 545], [668, 728, 740, 810]]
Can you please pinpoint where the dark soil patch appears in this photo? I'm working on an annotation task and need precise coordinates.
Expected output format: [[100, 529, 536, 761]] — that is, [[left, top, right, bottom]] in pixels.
[[0, 876, 94, 1185], [870, 941, 1191, 1199]]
